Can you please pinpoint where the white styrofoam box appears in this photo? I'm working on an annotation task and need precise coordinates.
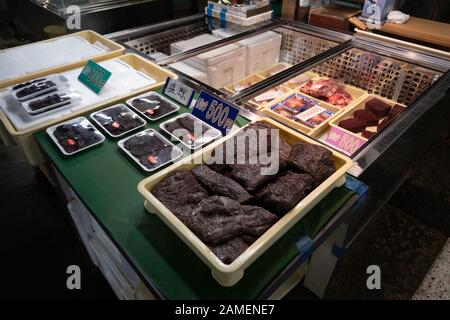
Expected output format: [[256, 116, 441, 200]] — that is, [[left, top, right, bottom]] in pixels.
[[67, 201, 99, 266], [238, 31, 282, 75], [170, 34, 220, 55], [169, 61, 208, 84], [186, 45, 246, 88]]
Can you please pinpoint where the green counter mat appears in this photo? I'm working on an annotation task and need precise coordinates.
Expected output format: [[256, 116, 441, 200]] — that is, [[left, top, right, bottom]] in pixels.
[[34, 88, 353, 299]]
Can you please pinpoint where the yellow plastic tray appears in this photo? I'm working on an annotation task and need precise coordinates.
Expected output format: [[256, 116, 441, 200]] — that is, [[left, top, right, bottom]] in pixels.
[[328, 94, 406, 141], [0, 54, 176, 166], [224, 74, 266, 94], [262, 90, 342, 137], [0, 30, 124, 89], [137, 118, 353, 287], [262, 76, 369, 137]]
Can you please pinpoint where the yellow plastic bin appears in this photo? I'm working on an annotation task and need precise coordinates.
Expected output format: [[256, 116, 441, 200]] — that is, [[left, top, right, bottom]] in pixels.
[[0, 54, 177, 166], [0, 30, 125, 89], [138, 118, 353, 287]]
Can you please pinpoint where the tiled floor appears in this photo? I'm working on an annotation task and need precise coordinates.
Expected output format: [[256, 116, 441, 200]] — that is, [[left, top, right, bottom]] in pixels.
[[413, 239, 450, 300]]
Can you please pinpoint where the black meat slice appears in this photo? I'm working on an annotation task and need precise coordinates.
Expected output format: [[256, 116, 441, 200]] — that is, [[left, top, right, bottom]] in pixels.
[[189, 196, 242, 245], [93, 106, 144, 135], [53, 123, 101, 153], [192, 165, 252, 203], [191, 196, 241, 217], [229, 164, 277, 193], [238, 205, 277, 238], [152, 170, 208, 223], [131, 95, 177, 118], [124, 134, 166, 157], [255, 171, 314, 216], [210, 238, 249, 265], [289, 142, 336, 185]]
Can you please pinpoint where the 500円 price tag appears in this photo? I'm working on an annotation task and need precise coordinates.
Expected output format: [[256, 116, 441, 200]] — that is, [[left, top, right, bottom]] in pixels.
[[192, 91, 240, 135], [78, 60, 111, 94]]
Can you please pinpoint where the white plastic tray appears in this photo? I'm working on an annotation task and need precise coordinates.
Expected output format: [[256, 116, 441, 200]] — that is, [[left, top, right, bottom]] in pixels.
[[159, 113, 222, 150], [126, 91, 180, 122], [0, 58, 157, 132], [46, 116, 105, 156], [0, 36, 106, 82], [117, 128, 183, 172], [90, 103, 147, 138]]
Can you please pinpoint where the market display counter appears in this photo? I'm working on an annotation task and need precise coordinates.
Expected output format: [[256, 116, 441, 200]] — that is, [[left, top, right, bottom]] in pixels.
[[34, 89, 366, 299]]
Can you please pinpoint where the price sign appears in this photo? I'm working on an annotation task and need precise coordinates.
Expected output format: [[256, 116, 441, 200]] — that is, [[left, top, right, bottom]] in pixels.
[[162, 78, 196, 108], [325, 126, 367, 156], [78, 60, 111, 94], [192, 91, 240, 135]]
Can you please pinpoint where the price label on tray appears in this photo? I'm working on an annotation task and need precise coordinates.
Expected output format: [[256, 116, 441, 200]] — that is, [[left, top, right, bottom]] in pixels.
[[325, 126, 367, 156], [78, 59, 111, 94], [162, 77, 196, 108], [192, 91, 240, 135]]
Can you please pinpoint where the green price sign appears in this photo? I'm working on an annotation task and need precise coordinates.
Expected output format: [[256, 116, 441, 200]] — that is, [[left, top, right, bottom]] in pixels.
[[78, 60, 111, 94]]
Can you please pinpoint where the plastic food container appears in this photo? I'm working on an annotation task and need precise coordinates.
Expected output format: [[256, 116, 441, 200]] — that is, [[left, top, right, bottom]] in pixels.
[[138, 118, 353, 287], [126, 91, 180, 122], [263, 92, 342, 137], [22, 90, 81, 115], [90, 104, 146, 138], [298, 77, 367, 110], [238, 31, 282, 75], [10, 74, 69, 102], [46, 117, 105, 156], [0, 30, 124, 89], [118, 128, 183, 172], [160, 113, 222, 150]]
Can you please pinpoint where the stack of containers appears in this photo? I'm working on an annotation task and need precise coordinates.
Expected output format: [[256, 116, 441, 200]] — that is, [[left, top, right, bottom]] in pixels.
[[171, 34, 246, 88], [170, 31, 282, 90]]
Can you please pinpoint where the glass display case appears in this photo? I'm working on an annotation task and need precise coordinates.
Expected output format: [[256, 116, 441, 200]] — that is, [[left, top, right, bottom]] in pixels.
[[31, 0, 156, 16]]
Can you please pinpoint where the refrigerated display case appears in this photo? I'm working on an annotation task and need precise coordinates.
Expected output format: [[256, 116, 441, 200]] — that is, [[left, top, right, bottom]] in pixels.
[[106, 16, 450, 297]]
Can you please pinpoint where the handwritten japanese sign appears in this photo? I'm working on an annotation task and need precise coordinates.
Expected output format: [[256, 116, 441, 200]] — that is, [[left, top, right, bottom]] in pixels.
[[192, 91, 240, 135], [162, 78, 195, 108]]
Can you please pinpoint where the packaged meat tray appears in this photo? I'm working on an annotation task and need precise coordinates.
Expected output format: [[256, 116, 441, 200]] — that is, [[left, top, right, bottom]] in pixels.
[[263, 93, 340, 137], [160, 113, 222, 150], [90, 104, 146, 138], [46, 117, 105, 156], [118, 129, 183, 172], [299, 77, 367, 109], [138, 118, 352, 286], [248, 85, 292, 110], [10, 74, 69, 102], [325, 94, 406, 155], [126, 91, 180, 121], [21, 90, 81, 115]]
